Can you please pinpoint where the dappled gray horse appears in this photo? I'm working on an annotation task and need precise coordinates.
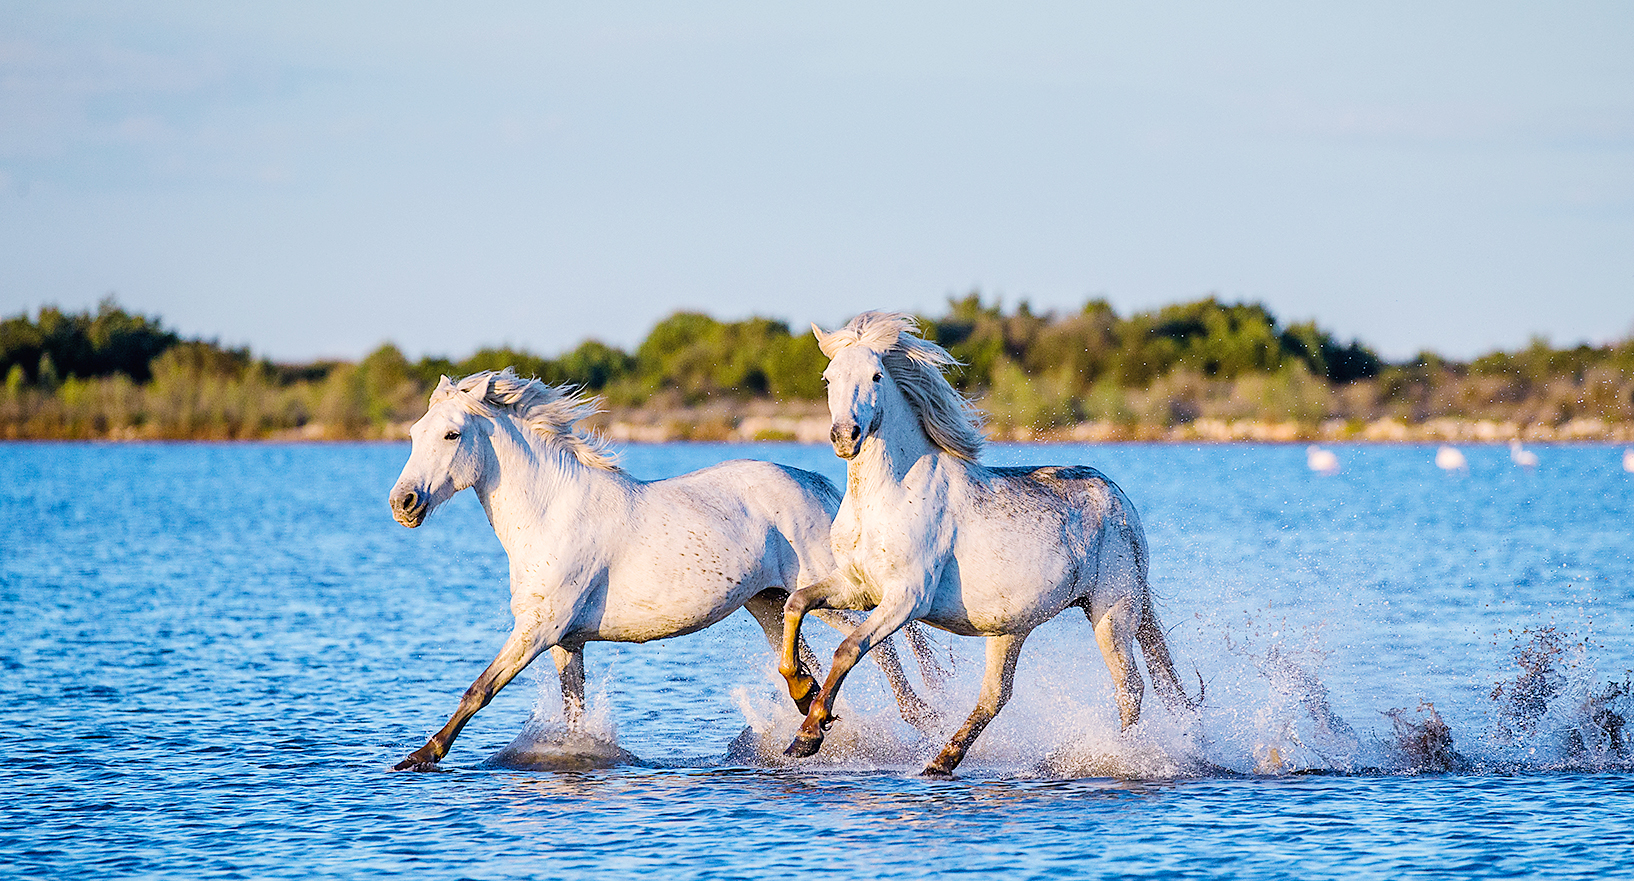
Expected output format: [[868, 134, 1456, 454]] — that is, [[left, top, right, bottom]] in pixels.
[[779, 313, 1198, 775]]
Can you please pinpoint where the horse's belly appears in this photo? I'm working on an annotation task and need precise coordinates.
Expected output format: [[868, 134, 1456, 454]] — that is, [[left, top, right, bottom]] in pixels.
[[922, 556, 1080, 636], [588, 558, 775, 644], [920, 595, 1076, 637], [583, 591, 747, 643], [588, 610, 722, 644]]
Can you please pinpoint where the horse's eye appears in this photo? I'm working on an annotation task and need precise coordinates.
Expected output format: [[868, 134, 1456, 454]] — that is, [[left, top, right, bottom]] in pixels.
[[444, 430, 460, 441], [872, 372, 882, 383]]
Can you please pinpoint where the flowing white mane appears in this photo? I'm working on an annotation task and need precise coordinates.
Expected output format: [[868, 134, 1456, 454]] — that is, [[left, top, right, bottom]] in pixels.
[[817, 311, 986, 461], [433, 368, 620, 471]]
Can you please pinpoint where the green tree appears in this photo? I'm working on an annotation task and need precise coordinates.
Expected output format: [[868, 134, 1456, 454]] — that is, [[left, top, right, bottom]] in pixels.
[[0, 297, 179, 383], [635, 311, 723, 400], [552, 340, 635, 391], [359, 344, 423, 425], [633, 311, 818, 402], [456, 347, 553, 382], [1280, 321, 1382, 383]]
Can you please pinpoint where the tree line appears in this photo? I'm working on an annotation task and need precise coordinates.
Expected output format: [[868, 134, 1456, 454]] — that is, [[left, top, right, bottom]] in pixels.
[[2, 294, 1631, 439]]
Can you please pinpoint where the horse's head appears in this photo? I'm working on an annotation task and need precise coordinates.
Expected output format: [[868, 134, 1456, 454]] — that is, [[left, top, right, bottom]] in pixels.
[[389, 374, 495, 528], [814, 323, 889, 459], [813, 312, 986, 463]]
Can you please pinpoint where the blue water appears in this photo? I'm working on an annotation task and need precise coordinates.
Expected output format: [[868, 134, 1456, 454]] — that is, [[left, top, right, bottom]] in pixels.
[[3, 441, 1632, 878]]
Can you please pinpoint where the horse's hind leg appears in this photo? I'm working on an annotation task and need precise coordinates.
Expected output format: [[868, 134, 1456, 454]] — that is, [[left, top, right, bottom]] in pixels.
[[395, 624, 550, 771], [904, 621, 955, 689], [1087, 597, 1146, 729], [550, 646, 586, 726], [923, 630, 1028, 777]]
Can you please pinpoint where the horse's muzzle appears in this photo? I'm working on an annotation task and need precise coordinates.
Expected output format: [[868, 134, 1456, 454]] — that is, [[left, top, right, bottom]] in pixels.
[[830, 422, 862, 459], [390, 487, 428, 528]]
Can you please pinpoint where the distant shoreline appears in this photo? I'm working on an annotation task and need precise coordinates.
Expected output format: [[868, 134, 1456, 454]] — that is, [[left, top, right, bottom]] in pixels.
[[8, 299, 1632, 446], [7, 415, 1630, 444], [597, 412, 1634, 445]]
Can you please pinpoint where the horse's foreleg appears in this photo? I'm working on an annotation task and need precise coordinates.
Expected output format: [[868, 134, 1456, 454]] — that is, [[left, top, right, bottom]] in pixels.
[[814, 610, 939, 733], [785, 597, 918, 759], [550, 645, 586, 727], [745, 592, 825, 701], [1090, 598, 1146, 729], [923, 630, 1029, 777], [395, 626, 549, 771]]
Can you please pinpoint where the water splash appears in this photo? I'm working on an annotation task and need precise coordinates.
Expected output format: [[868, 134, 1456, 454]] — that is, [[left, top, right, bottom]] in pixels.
[[1382, 702, 1468, 772], [1490, 625, 1579, 745], [721, 660, 935, 770], [481, 616, 1634, 779], [1233, 637, 1362, 775], [1573, 675, 1632, 763], [1481, 625, 1632, 771], [485, 671, 639, 771]]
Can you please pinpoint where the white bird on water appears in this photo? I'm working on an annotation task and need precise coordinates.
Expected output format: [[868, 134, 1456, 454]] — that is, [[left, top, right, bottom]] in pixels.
[[1436, 445, 1468, 472], [1509, 439, 1539, 469], [1306, 445, 1339, 475]]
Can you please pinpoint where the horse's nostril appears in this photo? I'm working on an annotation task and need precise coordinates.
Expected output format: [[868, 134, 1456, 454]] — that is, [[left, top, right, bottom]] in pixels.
[[401, 491, 418, 511], [848, 425, 861, 442]]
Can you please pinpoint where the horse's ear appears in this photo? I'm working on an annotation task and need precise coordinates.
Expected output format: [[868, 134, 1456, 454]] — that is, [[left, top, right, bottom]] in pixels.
[[435, 375, 456, 395], [811, 323, 835, 356], [457, 372, 492, 400]]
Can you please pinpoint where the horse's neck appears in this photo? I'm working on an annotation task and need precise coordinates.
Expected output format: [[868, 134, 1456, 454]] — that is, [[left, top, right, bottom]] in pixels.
[[847, 381, 952, 499], [475, 418, 634, 556]]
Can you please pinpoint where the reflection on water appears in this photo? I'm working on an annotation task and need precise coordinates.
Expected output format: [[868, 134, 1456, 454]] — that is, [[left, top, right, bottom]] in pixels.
[[2, 441, 1633, 878]]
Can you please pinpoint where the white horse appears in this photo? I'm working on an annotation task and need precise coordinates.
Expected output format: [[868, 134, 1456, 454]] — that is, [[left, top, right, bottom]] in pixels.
[[387, 369, 939, 770], [777, 312, 1197, 776]]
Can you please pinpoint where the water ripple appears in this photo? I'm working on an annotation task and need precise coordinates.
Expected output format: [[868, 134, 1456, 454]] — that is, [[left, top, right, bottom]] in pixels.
[[2, 442, 1632, 878]]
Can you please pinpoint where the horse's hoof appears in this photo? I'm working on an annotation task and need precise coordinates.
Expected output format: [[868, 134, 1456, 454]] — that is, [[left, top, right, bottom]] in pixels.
[[784, 731, 824, 759], [393, 755, 440, 772], [921, 748, 962, 777], [792, 694, 815, 716]]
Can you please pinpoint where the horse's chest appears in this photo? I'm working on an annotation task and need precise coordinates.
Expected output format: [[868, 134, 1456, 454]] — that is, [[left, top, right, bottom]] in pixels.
[[834, 500, 941, 583]]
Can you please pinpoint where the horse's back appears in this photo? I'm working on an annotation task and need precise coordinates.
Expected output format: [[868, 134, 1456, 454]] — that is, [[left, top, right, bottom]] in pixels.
[[995, 463, 1144, 550], [982, 464, 1129, 520], [945, 462, 1147, 610], [641, 459, 839, 578], [656, 459, 840, 517]]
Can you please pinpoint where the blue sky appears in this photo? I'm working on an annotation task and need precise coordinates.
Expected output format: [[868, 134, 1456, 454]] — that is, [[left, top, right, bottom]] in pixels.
[[2, 2, 1630, 362]]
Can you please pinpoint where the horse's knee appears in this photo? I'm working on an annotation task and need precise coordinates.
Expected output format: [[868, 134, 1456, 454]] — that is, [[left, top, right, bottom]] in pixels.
[[780, 659, 816, 693]]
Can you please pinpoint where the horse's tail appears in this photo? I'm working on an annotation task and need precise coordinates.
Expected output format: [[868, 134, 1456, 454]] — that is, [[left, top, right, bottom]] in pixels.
[[1136, 602, 1203, 712], [1100, 477, 1202, 713], [1083, 476, 1202, 715]]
